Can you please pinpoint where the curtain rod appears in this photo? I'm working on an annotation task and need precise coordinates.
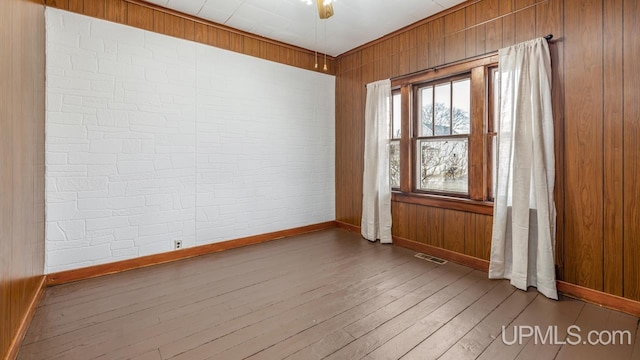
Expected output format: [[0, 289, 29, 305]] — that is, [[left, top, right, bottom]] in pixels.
[[364, 34, 554, 88]]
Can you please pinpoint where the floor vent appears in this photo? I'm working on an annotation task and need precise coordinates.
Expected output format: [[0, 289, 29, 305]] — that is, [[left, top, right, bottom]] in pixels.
[[414, 253, 447, 265]]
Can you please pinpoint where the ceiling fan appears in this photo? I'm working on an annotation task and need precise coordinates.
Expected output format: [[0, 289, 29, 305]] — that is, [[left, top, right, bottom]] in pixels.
[[301, 0, 335, 19]]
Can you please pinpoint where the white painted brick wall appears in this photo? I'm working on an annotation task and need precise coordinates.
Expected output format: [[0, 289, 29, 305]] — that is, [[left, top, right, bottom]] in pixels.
[[45, 8, 336, 273]]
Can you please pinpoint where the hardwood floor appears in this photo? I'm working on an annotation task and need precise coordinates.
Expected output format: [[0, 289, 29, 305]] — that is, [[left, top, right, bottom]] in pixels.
[[18, 229, 640, 359]]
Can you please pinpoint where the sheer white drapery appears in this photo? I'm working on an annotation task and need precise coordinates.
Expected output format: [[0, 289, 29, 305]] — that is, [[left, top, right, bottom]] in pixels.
[[489, 38, 558, 299], [361, 79, 393, 244]]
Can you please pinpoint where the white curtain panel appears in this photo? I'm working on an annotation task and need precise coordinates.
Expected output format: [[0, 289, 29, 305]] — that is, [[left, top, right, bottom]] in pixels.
[[361, 79, 393, 243], [489, 38, 558, 299]]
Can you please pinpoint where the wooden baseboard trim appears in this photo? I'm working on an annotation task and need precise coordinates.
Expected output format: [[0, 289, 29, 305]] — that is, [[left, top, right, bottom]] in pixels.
[[557, 281, 640, 317], [333, 222, 640, 317], [5, 276, 46, 360], [393, 236, 490, 272], [46, 221, 337, 286], [335, 220, 360, 233]]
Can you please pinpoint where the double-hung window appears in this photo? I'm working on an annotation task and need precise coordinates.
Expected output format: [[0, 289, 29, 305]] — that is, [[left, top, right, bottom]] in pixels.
[[390, 56, 497, 211]]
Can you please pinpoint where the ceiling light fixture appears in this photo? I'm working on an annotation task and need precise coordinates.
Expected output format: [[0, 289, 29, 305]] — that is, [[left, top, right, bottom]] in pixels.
[[302, 0, 334, 72], [300, 0, 336, 19]]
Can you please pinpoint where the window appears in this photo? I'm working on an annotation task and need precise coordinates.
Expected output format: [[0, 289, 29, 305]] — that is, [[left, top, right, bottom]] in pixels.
[[390, 90, 401, 189], [389, 56, 497, 211], [415, 76, 470, 195]]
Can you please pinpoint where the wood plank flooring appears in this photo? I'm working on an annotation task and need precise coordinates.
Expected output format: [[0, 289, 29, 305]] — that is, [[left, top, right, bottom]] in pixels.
[[18, 228, 640, 359]]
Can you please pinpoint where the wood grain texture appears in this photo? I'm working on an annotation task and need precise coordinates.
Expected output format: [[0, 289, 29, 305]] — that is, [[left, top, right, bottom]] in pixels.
[[603, 0, 624, 297], [46, 221, 337, 286], [558, 281, 640, 318], [563, 0, 604, 291], [5, 277, 45, 360], [18, 228, 639, 360], [335, 0, 638, 303], [45, 0, 336, 75], [0, 0, 46, 358], [82, 0, 104, 19], [127, 3, 153, 31], [443, 209, 466, 253], [623, 0, 640, 301]]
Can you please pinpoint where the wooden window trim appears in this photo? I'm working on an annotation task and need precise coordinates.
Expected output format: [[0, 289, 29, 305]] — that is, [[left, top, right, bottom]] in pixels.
[[390, 55, 498, 214], [392, 191, 493, 215]]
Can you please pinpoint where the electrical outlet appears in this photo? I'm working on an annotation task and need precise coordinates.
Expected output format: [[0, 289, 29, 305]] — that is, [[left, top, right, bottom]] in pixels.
[[174, 240, 182, 249]]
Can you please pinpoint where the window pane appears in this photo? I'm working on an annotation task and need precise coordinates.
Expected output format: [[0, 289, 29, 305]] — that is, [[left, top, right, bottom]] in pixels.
[[390, 140, 400, 188], [419, 87, 433, 136], [417, 139, 468, 194], [434, 83, 451, 135], [392, 92, 401, 139], [451, 79, 470, 134]]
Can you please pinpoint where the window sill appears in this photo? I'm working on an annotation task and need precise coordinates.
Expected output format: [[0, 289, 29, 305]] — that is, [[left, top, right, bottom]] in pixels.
[[391, 191, 494, 215]]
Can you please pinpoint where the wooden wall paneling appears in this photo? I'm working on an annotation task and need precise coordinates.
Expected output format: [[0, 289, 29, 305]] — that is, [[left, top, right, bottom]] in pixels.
[[296, 52, 314, 72], [48, 0, 336, 75], [105, 0, 126, 23], [183, 19, 195, 41], [427, 18, 444, 68], [475, 213, 493, 260], [1, 0, 45, 357], [428, 207, 445, 248], [395, 31, 412, 76], [535, 0, 565, 279], [514, 5, 536, 44], [68, 0, 83, 13], [415, 205, 429, 244], [501, 13, 515, 47], [478, 0, 500, 21], [602, 0, 624, 297], [354, 59, 363, 224], [376, 39, 393, 79], [194, 22, 207, 44], [229, 32, 243, 53], [391, 202, 403, 237], [477, 0, 500, 53], [444, 8, 466, 63], [152, 9, 163, 34], [216, 28, 230, 50], [0, 0, 14, 352], [464, 212, 476, 256], [484, 19, 502, 52], [623, 0, 640, 301], [443, 209, 466, 253], [465, 4, 478, 57], [499, 0, 514, 14], [279, 46, 298, 67], [46, 0, 69, 9], [407, 29, 418, 73], [564, 0, 604, 290], [127, 3, 153, 31], [406, 203, 417, 241], [415, 24, 429, 71], [390, 53, 400, 78], [515, 0, 536, 10], [83, 0, 105, 19], [207, 26, 218, 47], [260, 42, 280, 63], [243, 36, 260, 56], [164, 13, 185, 38]]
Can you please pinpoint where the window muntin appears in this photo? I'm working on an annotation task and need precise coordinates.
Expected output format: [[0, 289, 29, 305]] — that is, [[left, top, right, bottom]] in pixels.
[[389, 58, 496, 208], [414, 75, 471, 195]]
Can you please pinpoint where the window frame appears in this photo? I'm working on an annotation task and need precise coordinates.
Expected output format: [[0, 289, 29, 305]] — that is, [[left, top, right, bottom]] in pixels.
[[412, 73, 472, 198], [390, 54, 498, 215], [389, 89, 402, 190]]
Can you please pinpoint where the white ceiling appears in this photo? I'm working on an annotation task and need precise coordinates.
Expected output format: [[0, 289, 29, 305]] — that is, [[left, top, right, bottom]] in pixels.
[[143, 0, 467, 56]]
